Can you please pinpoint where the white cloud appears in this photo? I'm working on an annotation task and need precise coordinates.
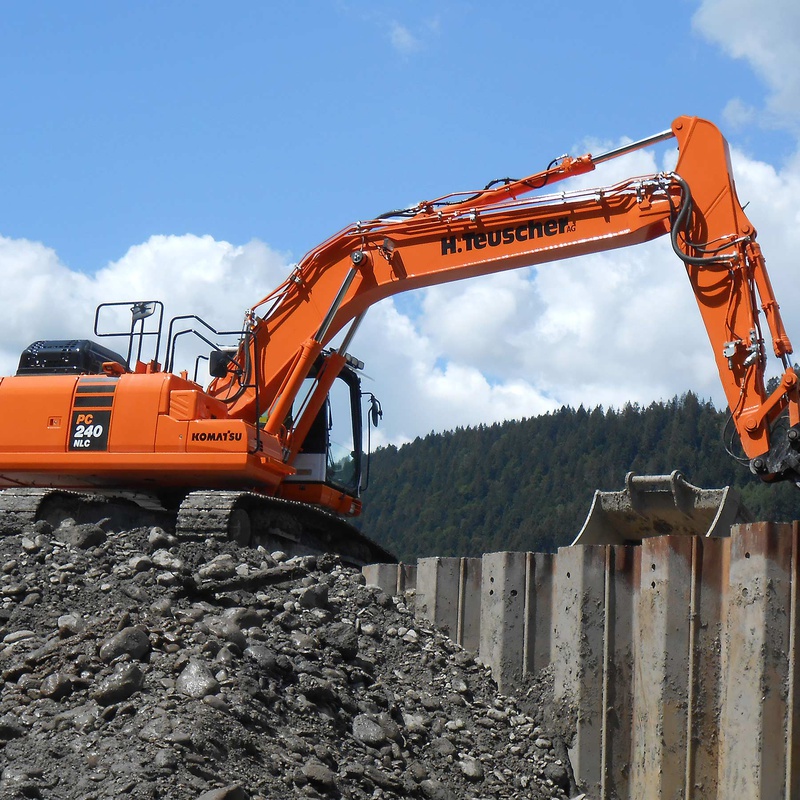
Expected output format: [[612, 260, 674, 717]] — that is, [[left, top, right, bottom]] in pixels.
[[0, 234, 288, 377], [693, 0, 800, 129], [526, 244, 715, 405], [418, 271, 544, 378], [351, 296, 556, 446]]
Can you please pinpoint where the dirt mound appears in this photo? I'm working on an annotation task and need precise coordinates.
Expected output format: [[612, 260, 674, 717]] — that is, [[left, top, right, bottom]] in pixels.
[[0, 519, 572, 799]]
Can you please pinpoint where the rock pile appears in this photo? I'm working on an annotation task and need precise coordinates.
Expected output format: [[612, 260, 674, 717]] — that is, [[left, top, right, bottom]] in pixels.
[[0, 519, 573, 799]]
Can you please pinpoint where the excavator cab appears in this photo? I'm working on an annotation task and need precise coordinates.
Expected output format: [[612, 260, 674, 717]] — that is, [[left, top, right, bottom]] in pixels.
[[284, 358, 368, 497]]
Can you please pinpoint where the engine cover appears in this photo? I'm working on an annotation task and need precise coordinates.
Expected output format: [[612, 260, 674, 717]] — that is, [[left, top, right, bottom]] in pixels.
[[16, 340, 129, 376]]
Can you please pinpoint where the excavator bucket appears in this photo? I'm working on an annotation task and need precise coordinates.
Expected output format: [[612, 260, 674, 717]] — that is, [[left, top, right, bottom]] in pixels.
[[573, 471, 752, 546]]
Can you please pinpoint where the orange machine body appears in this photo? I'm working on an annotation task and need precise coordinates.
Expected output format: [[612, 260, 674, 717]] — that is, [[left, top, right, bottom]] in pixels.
[[0, 372, 289, 490]]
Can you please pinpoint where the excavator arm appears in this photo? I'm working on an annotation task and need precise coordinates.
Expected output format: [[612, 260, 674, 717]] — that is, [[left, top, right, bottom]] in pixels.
[[210, 115, 800, 485]]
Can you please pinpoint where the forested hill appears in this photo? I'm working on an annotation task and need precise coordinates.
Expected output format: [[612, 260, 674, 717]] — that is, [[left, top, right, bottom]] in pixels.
[[357, 393, 800, 561]]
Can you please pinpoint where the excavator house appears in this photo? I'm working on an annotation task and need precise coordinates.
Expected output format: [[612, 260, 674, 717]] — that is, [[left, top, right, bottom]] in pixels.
[[0, 115, 797, 562]]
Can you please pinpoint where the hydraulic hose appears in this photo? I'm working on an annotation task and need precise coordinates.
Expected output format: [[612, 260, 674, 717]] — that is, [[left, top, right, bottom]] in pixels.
[[669, 175, 741, 268]]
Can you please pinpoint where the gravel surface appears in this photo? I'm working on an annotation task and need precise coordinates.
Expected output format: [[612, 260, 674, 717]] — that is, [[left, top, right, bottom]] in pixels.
[[0, 518, 575, 800]]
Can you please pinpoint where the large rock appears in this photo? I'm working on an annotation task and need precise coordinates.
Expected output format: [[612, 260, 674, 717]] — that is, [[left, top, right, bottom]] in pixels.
[[176, 659, 220, 698], [99, 626, 151, 662]]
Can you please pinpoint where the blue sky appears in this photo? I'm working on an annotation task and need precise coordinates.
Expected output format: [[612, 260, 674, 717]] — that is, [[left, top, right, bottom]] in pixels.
[[1, 1, 800, 444], [0, 1, 785, 270]]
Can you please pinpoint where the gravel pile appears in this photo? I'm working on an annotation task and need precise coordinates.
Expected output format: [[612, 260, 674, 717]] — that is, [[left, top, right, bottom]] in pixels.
[[0, 518, 574, 800]]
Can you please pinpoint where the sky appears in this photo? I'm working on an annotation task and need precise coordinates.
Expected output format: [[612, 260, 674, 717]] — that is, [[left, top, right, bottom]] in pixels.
[[1, 0, 800, 446]]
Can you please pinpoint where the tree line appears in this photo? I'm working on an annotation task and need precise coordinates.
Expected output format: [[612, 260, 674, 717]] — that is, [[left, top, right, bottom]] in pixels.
[[357, 393, 800, 561]]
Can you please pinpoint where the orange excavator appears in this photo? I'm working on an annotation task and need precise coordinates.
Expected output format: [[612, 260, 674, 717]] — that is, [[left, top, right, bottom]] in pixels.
[[0, 116, 797, 562]]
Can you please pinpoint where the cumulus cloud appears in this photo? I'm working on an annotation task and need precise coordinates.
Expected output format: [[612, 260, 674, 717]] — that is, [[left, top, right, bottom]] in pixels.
[[352, 296, 556, 445], [693, 0, 800, 130], [0, 234, 288, 378]]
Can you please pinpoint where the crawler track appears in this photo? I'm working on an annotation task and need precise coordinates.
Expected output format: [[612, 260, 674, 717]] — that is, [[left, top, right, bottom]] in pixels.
[[176, 490, 396, 567], [0, 488, 172, 534]]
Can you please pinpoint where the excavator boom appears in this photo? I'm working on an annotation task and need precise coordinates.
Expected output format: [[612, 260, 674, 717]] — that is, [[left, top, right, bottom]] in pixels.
[[211, 116, 800, 486]]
